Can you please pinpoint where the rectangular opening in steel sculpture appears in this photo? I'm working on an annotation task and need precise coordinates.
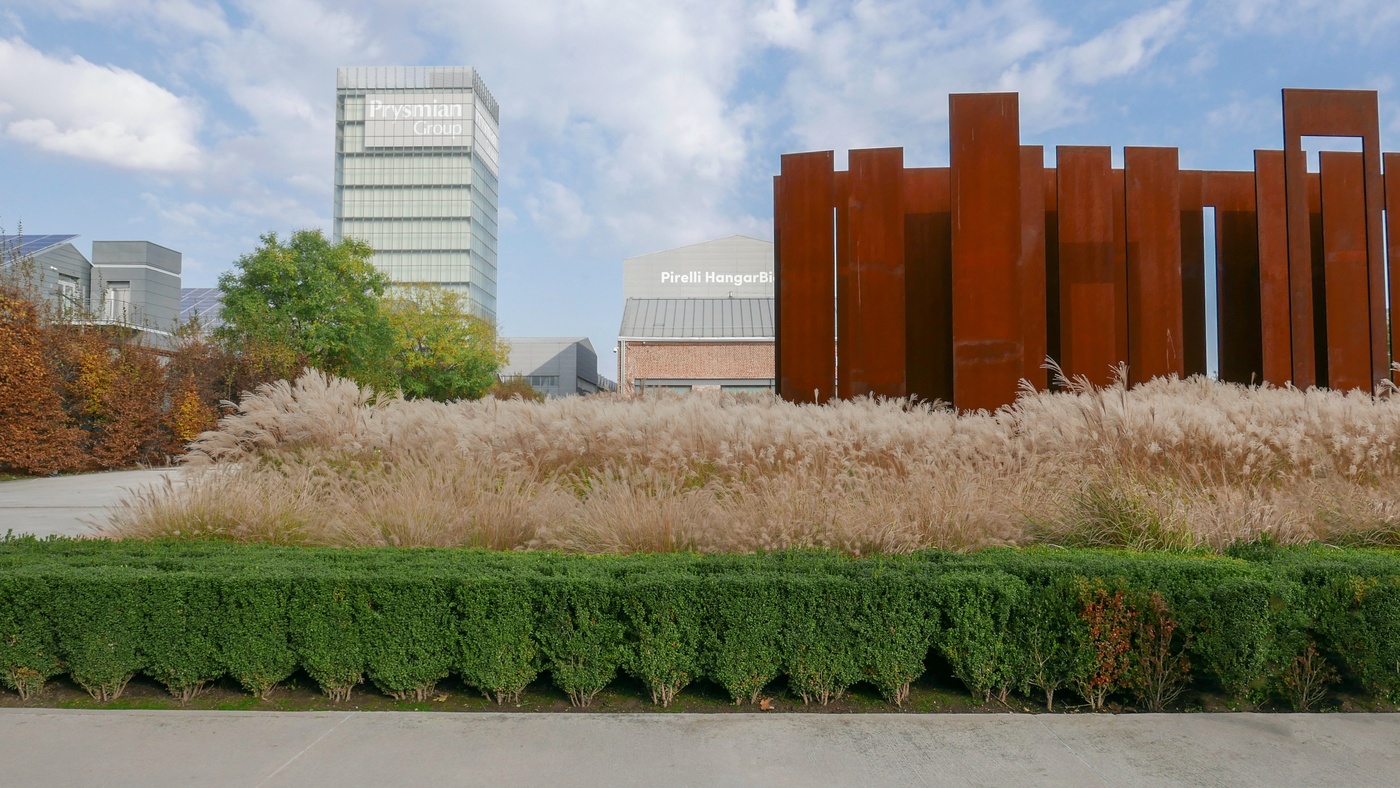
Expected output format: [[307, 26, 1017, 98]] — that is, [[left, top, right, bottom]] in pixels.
[[773, 89, 1400, 410]]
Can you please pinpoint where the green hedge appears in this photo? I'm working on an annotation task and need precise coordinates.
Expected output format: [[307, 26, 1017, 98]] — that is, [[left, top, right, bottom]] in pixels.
[[2, 538, 1399, 709]]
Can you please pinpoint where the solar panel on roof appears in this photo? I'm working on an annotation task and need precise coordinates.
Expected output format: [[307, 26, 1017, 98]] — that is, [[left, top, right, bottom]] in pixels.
[[179, 287, 225, 328], [0, 234, 79, 260]]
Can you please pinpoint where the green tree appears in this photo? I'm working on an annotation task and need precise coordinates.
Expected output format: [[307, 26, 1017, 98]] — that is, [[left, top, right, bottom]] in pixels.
[[383, 284, 508, 401], [216, 230, 394, 387]]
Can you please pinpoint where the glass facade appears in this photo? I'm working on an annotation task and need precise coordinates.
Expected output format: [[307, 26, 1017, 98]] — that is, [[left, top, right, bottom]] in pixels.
[[334, 67, 499, 320]]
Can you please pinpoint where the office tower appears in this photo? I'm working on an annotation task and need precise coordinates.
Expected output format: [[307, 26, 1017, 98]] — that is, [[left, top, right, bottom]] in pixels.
[[334, 66, 499, 320]]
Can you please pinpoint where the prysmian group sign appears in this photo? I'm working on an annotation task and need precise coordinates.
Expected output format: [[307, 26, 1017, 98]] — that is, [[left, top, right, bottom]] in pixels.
[[365, 92, 472, 148]]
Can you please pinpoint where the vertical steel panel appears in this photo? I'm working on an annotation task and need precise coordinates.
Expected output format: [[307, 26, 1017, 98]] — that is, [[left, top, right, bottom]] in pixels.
[[834, 170, 852, 399], [950, 93, 1024, 411], [1124, 147, 1184, 383], [1255, 150, 1292, 385], [842, 147, 907, 398], [1309, 173, 1328, 386], [1112, 168, 1129, 368], [1019, 146, 1048, 389], [1319, 151, 1372, 391], [1179, 170, 1207, 377], [903, 167, 953, 404], [1057, 146, 1118, 386], [1387, 152, 1400, 382], [1281, 89, 1388, 388], [776, 151, 836, 403], [772, 174, 782, 396], [1203, 171, 1263, 384], [1043, 168, 1061, 375]]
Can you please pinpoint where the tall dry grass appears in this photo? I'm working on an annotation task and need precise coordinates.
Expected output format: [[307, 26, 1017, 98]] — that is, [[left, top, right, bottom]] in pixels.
[[103, 368, 1400, 554]]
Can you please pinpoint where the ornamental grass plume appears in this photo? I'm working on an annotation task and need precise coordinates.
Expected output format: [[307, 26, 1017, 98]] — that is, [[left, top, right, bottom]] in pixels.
[[104, 367, 1400, 554]]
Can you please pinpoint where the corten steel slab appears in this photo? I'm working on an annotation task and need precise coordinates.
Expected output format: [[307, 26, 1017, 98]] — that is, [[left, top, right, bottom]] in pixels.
[[950, 92, 1024, 411], [1044, 168, 1062, 375], [1255, 151, 1292, 384], [1179, 170, 1207, 377], [1281, 88, 1387, 387], [1204, 170, 1263, 384], [903, 167, 953, 404], [1019, 146, 1048, 389], [834, 170, 852, 398], [1057, 146, 1119, 386], [1309, 173, 1328, 386], [1112, 168, 1129, 367], [772, 175, 782, 395], [1320, 151, 1373, 391], [1387, 152, 1400, 382], [842, 148, 907, 398], [1124, 147, 1184, 384], [776, 151, 836, 403]]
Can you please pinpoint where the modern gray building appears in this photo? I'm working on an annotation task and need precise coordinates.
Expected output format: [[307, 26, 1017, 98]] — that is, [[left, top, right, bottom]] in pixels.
[[618, 235, 775, 393], [500, 337, 614, 398], [1, 234, 182, 346], [333, 66, 500, 321]]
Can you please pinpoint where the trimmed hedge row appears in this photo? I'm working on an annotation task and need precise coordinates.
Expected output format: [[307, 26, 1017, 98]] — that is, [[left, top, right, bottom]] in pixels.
[[1, 539, 1398, 710]]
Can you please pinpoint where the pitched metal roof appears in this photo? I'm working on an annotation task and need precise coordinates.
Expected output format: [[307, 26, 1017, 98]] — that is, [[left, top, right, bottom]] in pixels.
[[620, 297, 774, 339], [179, 287, 225, 329]]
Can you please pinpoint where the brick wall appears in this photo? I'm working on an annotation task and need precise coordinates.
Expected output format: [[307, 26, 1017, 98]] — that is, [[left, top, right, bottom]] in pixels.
[[621, 341, 774, 390]]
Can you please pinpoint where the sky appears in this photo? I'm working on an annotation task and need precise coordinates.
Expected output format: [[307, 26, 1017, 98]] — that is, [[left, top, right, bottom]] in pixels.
[[1, 0, 1398, 378]]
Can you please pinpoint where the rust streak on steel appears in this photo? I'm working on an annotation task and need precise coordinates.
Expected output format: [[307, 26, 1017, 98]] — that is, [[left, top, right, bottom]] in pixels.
[[1204, 170, 1263, 384], [1255, 151, 1292, 385], [1320, 151, 1372, 390], [903, 167, 952, 404], [1057, 146, 1118, 386], [843, 148, 907, 398], [950, 92, 1024, 411], [1281, 89, 1387, 387], [1179, 170, 1207, 377], [776, 151, 836, 403], [1043, 168, 1061, 373], [1019, 146, 1048, 389], [1388, 152, 1400, 382], [1124, 147, 1184, 384]]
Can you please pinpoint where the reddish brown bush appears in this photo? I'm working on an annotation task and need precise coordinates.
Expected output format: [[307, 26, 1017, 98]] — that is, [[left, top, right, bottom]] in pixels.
[[1073, 580, 1136, 711], [0, 286, 84, 475]]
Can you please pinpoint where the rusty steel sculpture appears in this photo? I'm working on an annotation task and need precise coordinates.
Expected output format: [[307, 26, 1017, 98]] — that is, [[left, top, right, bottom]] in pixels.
[[773, 89, 1400, 410]]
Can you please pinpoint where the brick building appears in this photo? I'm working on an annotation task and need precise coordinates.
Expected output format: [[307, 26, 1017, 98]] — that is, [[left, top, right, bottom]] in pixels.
[[618, 236, 774, 393]]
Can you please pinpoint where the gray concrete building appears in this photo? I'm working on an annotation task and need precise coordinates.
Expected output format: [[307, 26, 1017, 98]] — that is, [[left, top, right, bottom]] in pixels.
[[500, 337, 613, 398], [1, 234, 182, 347], [334, 66, 500, 321]]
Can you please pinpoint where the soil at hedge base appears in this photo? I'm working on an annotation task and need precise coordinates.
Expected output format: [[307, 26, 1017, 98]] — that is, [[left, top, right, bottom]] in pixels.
[[3, 671, 1394, 715]]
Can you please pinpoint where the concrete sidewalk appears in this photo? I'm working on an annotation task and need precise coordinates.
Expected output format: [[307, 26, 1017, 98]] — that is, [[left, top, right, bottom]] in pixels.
[[0, 468, 181, 538], [0, 710, 1395, 787]]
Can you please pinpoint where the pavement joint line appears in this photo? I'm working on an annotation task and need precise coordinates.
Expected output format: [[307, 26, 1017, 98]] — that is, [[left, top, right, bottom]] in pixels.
[[255, 712, 355, 787], [1033, 716, 1110, 786]]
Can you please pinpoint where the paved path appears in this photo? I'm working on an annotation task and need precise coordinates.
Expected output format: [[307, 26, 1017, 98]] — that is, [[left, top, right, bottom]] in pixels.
[[0, 468, 181, 538], [0, 710, 1396, 787]]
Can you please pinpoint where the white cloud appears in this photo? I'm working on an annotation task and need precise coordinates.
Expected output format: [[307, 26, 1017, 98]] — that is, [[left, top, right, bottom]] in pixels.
[[1220, 0, 1400, 36], [399, 0, 770, 252], [13, 0, 229, 38], [999, 1, 1190, 129], [764, 0, 1067, 162], [526, 180, 593, 241], [0, 38, 202, 172]]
